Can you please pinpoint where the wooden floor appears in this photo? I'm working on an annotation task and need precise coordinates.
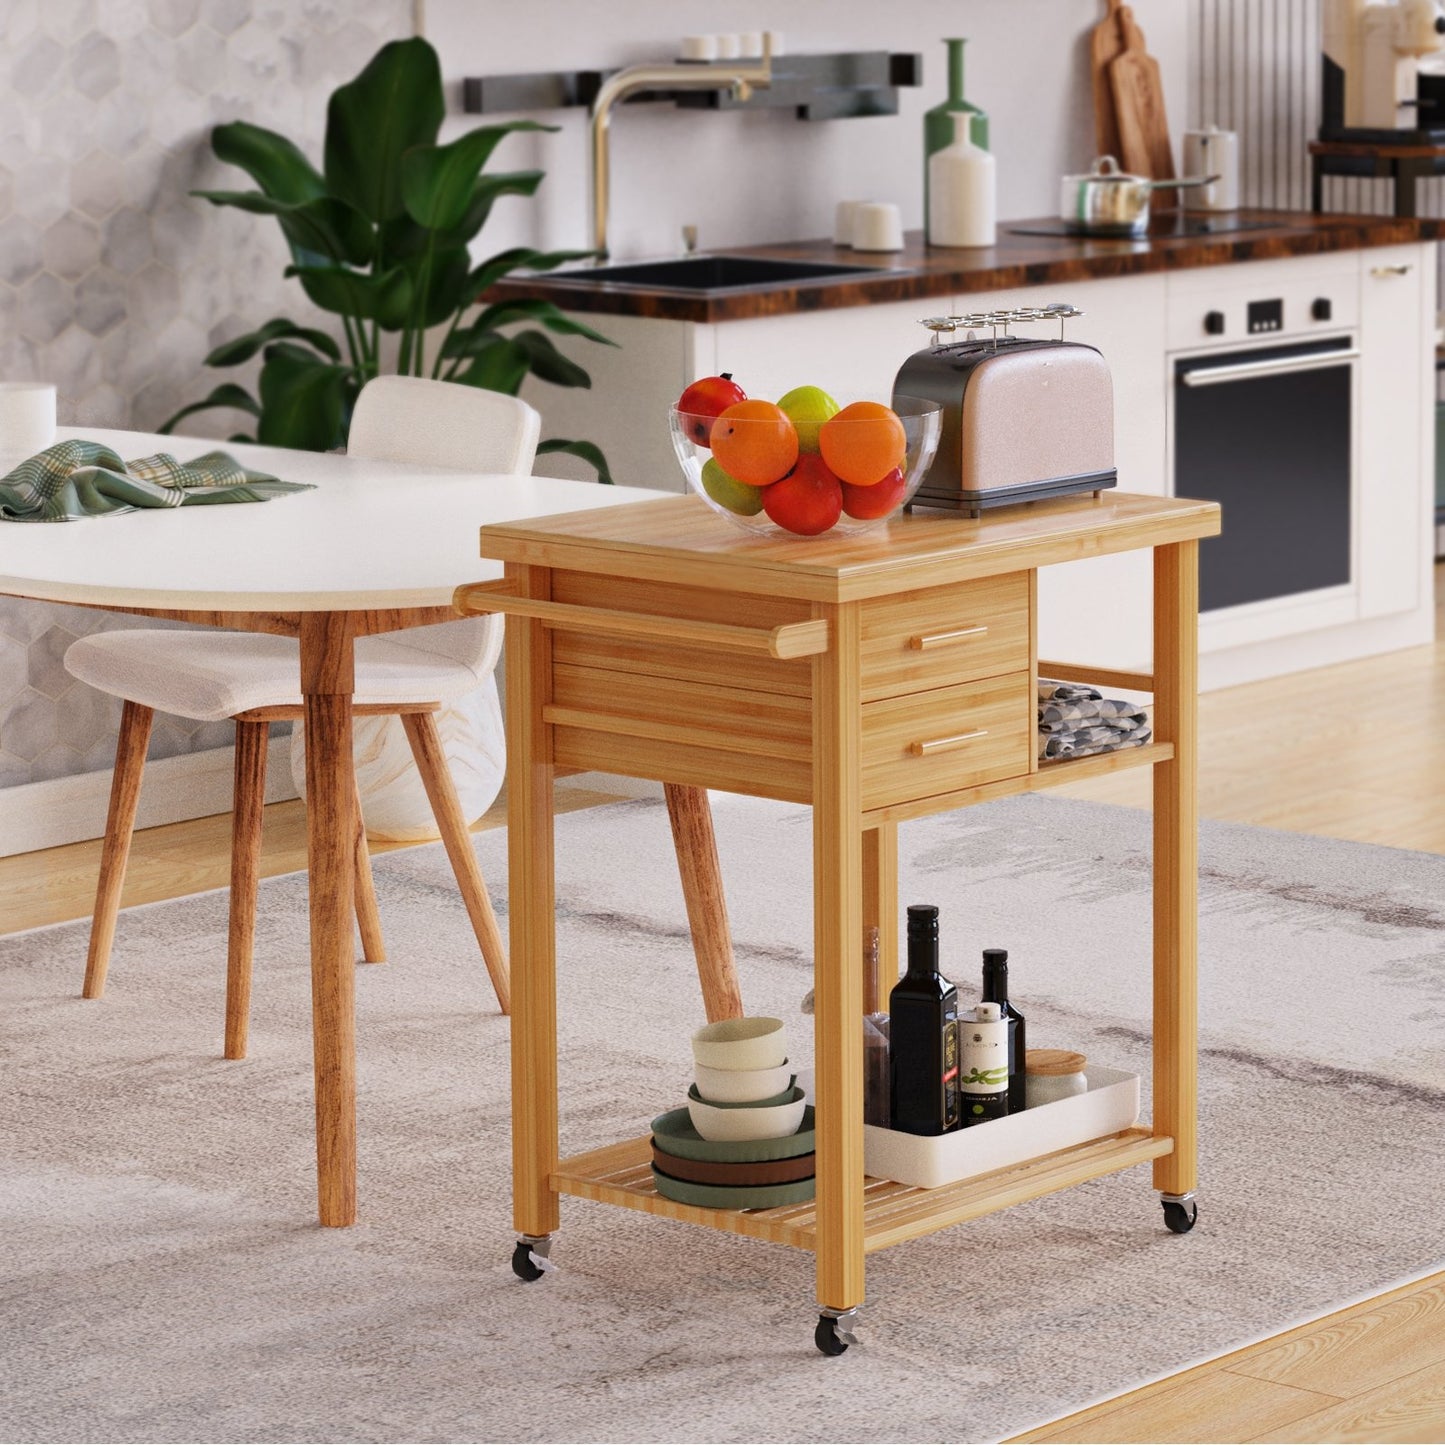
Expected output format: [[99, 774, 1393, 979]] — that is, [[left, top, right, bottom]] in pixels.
[[2, 570, 1442, 1442]]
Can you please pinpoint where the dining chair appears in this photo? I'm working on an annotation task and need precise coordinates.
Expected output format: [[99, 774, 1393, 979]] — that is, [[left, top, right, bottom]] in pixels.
[[65, 376, 536, 1058]]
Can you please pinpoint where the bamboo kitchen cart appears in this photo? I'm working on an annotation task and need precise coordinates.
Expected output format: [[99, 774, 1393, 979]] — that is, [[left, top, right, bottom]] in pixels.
[[456, 489, 1221, 1354]]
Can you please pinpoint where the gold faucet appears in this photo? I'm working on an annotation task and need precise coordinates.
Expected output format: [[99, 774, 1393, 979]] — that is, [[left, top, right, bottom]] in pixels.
[[589, 39, 773, 261]]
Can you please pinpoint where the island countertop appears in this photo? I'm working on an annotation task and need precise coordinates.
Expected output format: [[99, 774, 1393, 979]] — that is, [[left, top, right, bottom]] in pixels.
[[488, 209, 1443, 323]]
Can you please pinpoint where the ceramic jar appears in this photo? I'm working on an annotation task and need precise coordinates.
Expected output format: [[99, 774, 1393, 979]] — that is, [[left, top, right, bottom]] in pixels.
[[1024, 1048, 1088, 1108]]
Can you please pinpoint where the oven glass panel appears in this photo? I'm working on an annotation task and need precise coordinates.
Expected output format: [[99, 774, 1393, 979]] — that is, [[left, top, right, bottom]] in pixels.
[[1174, 339, 1352, 612]]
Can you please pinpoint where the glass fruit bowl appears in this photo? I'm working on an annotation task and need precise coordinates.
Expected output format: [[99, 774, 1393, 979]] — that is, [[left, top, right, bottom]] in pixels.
[[668, 394, 943, 538]]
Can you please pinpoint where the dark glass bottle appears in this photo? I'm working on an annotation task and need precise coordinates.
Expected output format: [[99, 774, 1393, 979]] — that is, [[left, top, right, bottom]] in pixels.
[[981, 947, 1026, 1114], [889, 905, 960, 1135]]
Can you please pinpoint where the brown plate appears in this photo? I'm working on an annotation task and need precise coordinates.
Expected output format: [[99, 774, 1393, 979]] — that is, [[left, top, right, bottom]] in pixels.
[[650, 1143, 816, 1187]]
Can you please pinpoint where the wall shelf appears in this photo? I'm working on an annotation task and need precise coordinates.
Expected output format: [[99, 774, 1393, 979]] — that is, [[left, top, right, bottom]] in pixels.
[[462, 52, 922, 122]]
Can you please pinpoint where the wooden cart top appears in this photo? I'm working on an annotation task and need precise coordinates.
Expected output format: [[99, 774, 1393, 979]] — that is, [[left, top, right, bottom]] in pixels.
[[478, 491, 1221, 603]]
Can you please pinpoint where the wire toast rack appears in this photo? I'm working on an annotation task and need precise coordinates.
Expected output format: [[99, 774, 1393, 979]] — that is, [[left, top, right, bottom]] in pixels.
[[918, 302, 1084, 349]]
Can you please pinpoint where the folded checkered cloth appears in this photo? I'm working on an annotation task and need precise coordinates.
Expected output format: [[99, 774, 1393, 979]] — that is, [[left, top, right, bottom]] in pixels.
[[0, 439, 314, 523], [1038, 678, 1151, 761]]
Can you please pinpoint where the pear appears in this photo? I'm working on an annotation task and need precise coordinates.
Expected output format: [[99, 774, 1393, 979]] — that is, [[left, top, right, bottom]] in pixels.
[[777, 385, 841, 453], [700, 457, 765, 516]]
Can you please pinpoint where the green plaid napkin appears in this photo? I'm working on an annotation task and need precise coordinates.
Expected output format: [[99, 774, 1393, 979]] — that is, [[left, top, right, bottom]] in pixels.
[[0, 439, 315, 523]]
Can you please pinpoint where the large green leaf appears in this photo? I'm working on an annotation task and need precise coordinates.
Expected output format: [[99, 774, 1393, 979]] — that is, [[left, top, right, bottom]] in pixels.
[[406, 244, 471, 329], [465, 246, 595, 300], [193, 190, 374, 266], [286, 264, 413, 329], [324, 37, 444, 222], [535, 437, 613, 484], [399, 120, 555, 232], [212, 121, 326, 203], [456, 336, 530, 395], [157, 383, 261, 435], [465, 298, 616, 348], [509, 329, 592, 388], [448, 170, 544, 243], [257, 344, 353, 450], [205, 317, 341, 367]]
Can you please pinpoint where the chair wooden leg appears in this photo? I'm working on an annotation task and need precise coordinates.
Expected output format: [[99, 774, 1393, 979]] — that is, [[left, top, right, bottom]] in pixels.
[[351, 775, 386, 964], [400, 711, 510, 1014], [224, 719, 269, 1060], [664, 782, 743, 1023], [82, 701, 154, 1000]]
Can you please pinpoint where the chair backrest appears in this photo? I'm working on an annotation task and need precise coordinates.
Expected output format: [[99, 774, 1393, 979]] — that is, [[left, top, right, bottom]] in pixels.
[[348, 377, 542, 676], [348, 375, 541, 474]]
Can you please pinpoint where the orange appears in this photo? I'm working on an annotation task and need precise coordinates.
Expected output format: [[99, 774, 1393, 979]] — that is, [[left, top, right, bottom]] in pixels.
[[710, 400, 799, 487], [818, 401, 906, 487]]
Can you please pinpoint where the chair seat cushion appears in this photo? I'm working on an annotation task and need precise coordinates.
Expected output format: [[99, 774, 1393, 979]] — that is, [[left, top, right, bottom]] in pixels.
[[65, 629, 488, 723]]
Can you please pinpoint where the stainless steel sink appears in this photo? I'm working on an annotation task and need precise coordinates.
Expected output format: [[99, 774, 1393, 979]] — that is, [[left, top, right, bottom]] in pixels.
[[547, 256, 884, 292]]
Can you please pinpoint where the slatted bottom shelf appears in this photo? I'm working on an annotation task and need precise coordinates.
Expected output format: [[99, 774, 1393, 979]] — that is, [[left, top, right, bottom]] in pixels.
[[551, 1126, 1172, 1254]]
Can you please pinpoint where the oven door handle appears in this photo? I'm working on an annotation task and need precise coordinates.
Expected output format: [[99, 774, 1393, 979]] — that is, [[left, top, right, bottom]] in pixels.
[[1180, 349, 1360, 388]]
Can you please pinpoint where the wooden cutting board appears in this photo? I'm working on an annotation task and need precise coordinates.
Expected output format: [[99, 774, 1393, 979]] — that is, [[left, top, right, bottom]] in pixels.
[[1090, 0, 1126, 162], [1110, 6, 1176, 181]]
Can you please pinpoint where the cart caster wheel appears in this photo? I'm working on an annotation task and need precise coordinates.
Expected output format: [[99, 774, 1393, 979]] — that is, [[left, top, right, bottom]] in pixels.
[[814, 1316, 849, 1356], [1161, 1194, 1198, 1234], [511, 1236, 554, 1281]]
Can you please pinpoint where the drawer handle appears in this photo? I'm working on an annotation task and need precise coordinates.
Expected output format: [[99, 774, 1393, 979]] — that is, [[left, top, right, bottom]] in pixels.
[[908, 624, 988, 651], [1370, 263, 1412, 277], [909, 728, 988, 757]]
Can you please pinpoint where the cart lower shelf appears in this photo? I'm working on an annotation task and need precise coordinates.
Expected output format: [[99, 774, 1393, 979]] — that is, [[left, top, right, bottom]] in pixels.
[[552, 1125, 1173, 1254]]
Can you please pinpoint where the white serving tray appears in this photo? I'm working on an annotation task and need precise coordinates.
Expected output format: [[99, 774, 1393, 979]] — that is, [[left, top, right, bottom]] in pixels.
[[799, 1065, 1141, 1190]]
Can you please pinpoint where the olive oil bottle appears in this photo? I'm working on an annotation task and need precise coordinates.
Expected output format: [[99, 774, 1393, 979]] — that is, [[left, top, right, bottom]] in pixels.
[[981, 947, 1027, 1114], [888, 905, 961, 1135]]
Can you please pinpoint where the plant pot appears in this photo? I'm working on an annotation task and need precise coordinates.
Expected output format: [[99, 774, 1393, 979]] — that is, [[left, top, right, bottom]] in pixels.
[[289, 675, 505, 842]]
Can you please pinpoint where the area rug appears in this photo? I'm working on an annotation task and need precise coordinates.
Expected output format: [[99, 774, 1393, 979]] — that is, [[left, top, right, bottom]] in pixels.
[[2, 792, 1443, 1444]]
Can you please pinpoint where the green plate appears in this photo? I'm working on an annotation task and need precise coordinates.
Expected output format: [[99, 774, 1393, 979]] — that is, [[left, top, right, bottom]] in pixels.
[[650, 1105, 816, 1163], [651, 1165, 816, 1210]]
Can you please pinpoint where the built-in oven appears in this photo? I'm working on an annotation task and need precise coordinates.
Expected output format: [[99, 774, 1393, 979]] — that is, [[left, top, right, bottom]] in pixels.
[[1172, 334, 1358, 613]]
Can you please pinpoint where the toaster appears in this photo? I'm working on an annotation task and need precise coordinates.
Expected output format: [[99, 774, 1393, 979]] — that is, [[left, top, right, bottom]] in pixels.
[[892, 310, 1116, 516]]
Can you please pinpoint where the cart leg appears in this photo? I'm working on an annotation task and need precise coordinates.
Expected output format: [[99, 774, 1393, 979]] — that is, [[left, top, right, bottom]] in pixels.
[[861, 823, 897, 1012], [1152, 541, 1198, 1204], [506, 565, 561, 1243], [811, 602, 866, 1339]]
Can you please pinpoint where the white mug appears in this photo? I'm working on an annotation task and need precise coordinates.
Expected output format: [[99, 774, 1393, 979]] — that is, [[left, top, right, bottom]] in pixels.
[[852, 201, 904, 252], [0, 381, 57, 471], [1182, 127, 1240, 211], [833, 199, 866, 248]]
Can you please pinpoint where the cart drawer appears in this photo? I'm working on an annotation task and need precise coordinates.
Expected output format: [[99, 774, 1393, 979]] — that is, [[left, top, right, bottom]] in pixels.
[[860, 574, 1029, 702], [862, 672, 1032, 809]]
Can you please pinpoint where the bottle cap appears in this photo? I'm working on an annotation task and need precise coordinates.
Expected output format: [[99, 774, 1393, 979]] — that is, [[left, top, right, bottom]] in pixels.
[[906, 904, 939, 936], [975, 1001, 1002, 1021], [982, 948, 1008, 965]]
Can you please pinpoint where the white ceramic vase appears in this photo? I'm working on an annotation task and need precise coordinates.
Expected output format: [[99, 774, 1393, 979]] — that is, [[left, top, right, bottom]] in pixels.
[[289, 675, 505, 842]]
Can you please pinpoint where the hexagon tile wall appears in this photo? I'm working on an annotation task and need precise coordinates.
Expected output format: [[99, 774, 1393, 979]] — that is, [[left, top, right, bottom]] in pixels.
[[0, 0, 410, 792]]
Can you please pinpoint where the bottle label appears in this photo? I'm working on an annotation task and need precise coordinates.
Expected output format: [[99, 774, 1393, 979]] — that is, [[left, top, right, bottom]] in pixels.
[[960, 1014, 1008, 1125], [942, 1016, 960, 1130]]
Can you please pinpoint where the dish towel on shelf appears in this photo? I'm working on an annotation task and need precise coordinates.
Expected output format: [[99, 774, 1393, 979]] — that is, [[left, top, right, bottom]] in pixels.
[[0, 439, 314, 523], [1038, 678, 1151, 761]]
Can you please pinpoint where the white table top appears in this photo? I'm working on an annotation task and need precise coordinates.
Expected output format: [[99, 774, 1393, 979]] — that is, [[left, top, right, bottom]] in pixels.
[[0, 428, 661, 613]]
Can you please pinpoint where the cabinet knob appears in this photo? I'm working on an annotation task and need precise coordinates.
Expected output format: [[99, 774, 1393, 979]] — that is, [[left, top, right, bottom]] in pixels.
[[1311, 296, 1333, 322], [1204, 310, 1226, 335]]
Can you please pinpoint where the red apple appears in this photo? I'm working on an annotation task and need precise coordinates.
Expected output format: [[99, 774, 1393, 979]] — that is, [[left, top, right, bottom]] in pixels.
[[677, 373, 748, 447], [763, 453, 843, 535], [841, 466, 908, 520]]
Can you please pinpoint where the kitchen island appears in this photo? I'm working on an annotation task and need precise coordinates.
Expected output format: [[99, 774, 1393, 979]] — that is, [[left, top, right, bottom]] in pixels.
[[497, 210, 1441, 689]]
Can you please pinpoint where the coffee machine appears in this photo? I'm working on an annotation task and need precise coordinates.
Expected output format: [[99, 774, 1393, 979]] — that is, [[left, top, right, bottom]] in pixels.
[[1321, 0, 1445, 143]]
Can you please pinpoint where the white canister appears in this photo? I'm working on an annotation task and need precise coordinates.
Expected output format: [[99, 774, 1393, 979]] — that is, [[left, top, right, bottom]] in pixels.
[[927, 111, 996, 248], [1182, 126, 1240, 212], [0, 381, 57, 472], [852, 201, 904, 252], [1024, 1049, 1088, 1108]]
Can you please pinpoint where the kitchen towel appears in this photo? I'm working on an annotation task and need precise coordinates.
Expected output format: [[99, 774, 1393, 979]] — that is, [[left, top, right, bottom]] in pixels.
[[0, 439, 313, 523], [1037, 677, 1151, 760]]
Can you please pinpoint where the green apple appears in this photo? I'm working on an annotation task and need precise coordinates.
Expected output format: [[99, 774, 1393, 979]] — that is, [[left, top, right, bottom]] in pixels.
[[700, 456, 765, 516], [777, 384, 841, 453]]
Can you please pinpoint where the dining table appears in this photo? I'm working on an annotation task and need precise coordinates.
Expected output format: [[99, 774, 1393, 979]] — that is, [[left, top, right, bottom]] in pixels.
[[0, 425, 671, 1227]]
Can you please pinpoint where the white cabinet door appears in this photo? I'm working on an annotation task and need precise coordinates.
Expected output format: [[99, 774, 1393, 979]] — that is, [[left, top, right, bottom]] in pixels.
[[1357, 243, 1433, 621]]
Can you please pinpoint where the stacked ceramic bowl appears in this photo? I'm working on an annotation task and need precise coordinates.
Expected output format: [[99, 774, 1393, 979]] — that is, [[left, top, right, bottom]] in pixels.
[[650, 1017, 816, 1208]]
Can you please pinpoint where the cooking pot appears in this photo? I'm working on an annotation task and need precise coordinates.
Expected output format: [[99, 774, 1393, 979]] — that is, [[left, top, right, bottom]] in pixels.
[[1059, 156, 1217, 237]]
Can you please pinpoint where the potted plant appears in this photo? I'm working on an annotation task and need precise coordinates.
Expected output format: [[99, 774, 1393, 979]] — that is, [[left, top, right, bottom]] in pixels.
[[164, 36, 617, 839]]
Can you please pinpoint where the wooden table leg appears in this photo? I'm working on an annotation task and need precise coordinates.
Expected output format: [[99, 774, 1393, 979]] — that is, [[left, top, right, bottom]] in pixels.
[[299, 612, 359, 1228], [861, 823, 898, 1012], [506, 566, 561, 1241], [811, 602, 865, 1316], [664, 782, 742, 1022], [1152, 541, 1198, 1199]]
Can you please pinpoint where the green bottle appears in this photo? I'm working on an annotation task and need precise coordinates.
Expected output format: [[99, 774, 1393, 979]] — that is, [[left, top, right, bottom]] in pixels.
[[924, 38, 989, 239]]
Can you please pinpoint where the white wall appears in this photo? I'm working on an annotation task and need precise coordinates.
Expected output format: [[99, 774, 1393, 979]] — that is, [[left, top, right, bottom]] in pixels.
[[427, 0, 1189, 259]]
